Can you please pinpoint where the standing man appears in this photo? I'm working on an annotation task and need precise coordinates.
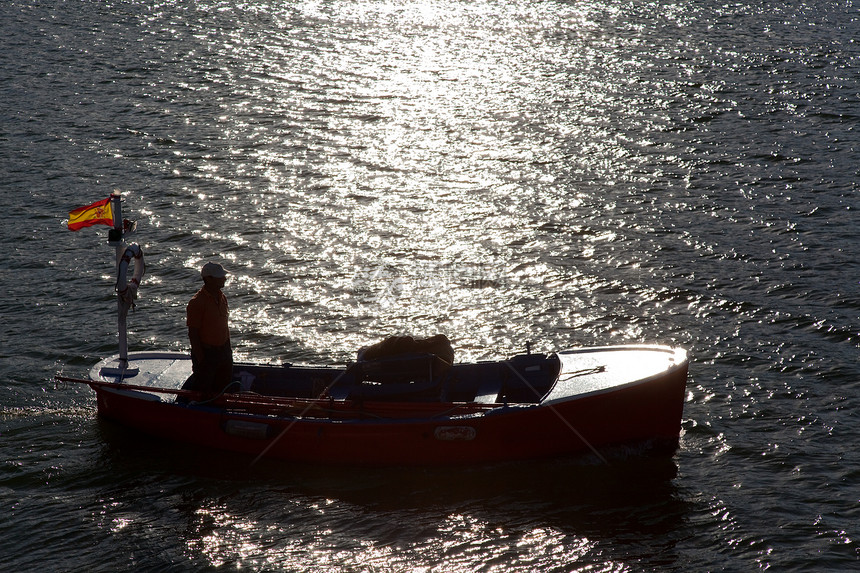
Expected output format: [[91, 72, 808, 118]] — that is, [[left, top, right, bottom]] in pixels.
[[185, 262, 232, 397]]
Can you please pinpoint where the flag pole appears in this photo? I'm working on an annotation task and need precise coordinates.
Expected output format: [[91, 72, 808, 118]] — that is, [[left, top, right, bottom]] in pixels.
[[108, 192, 128, 368]]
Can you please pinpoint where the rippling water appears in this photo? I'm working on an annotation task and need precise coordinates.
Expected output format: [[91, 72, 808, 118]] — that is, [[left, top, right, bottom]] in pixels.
[[1, 0, 858, 570]]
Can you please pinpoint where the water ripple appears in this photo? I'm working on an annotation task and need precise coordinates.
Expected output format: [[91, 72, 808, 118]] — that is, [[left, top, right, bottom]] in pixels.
[[2, 0, 859, 570]]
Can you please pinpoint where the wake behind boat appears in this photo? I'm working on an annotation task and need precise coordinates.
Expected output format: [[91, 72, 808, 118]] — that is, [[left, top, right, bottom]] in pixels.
[[58, 193, 689, 466]]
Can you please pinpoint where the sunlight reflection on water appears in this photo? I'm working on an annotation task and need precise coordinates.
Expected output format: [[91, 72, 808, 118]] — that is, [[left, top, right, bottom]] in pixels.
[[186, 501, 607, 572], [2, 0, 858, 570]]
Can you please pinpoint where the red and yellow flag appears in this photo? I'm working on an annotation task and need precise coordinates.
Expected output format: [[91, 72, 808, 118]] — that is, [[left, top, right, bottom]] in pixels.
[[68, 197, 113, 231]]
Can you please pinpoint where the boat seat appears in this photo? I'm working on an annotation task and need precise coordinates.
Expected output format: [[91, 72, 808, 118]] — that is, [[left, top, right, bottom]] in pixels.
[[474, 378, 501, 404]]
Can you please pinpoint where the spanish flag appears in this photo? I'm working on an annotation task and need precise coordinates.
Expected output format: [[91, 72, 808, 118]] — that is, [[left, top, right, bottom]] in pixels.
[[68, 197, 113, 231]]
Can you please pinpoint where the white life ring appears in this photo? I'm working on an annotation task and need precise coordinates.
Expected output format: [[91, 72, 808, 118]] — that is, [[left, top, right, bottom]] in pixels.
[[116, 243, 145, 303]]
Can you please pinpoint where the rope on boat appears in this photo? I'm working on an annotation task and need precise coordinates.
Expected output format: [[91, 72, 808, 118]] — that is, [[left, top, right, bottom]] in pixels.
[[503, 360, 609, 465], [557, 365, 606, 381]]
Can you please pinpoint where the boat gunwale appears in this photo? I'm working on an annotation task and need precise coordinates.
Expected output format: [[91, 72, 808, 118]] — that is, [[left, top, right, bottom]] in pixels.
[[89, 346, 688, 415]]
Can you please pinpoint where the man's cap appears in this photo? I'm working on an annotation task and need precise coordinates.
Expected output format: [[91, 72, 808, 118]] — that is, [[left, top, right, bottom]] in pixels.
[[201, 262, 227, 279]]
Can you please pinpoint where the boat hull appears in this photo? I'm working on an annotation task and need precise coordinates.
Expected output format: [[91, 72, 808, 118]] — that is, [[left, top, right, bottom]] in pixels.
[[89, 346, 688, 466]]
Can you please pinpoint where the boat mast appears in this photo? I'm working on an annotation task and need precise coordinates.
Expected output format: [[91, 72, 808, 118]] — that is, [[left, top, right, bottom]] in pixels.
[[107, 192, 129, 367], [92, 191, 143, 378]]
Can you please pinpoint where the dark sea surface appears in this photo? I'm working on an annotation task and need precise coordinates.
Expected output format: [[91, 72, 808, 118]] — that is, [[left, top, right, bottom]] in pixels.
[[1, 0, 858, 570]]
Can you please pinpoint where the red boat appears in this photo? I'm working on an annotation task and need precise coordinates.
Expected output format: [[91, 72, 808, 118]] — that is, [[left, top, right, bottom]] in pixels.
[[79, 345, 688, 466], [61, 194, 689, 466]]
